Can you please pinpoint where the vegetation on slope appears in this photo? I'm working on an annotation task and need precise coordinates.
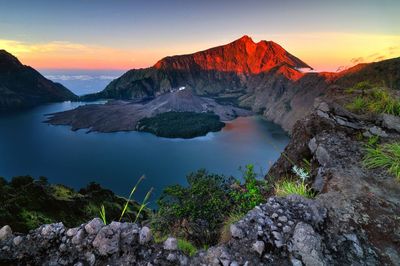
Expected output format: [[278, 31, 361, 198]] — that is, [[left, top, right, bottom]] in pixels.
[[345, 81, 400, 116], [0, 176, 150, 233], [363, 141, 400, 181], [136, 111, 225, 138], [151, 165, 272, 247]]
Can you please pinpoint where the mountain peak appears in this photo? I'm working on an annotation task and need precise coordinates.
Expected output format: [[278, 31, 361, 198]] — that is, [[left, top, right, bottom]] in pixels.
[[0, 49, 23, 70], [154, 36, 312, 75], [236, 35, 254, 43]]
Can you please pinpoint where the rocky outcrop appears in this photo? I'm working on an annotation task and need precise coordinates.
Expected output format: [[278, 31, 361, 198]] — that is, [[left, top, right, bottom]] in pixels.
[[0, 50, 77, 111], [0, 220, 189, 265], [268, 100, 400, 264]]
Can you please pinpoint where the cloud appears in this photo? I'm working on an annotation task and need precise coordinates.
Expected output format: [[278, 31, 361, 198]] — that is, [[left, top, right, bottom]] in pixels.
[[374, 55, 386, 61], [99, 75, 118, 80], [45, 74, 118, 81], [350, 57, 364, 64]]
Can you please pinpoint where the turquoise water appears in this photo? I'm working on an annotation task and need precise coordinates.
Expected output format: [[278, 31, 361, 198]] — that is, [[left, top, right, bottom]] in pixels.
[[0, 101, 289, 204]]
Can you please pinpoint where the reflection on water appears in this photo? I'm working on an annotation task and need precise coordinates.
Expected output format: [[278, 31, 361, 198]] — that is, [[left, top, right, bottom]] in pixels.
[[0, 102, 289, 205]]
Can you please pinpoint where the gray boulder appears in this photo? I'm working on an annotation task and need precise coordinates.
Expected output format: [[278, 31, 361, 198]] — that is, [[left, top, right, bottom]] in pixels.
[[164, 237, 178, 251], [0, 225, 12, 241], [381, 113, 400, 133], [84, 218, 104, 235]]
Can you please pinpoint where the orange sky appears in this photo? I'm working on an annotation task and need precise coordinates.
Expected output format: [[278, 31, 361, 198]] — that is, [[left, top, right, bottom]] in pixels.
[[1, 32, 399, 72]]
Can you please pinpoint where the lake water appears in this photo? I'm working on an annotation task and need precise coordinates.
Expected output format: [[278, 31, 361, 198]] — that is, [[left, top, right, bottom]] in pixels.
[[0, 101, 289, 205]]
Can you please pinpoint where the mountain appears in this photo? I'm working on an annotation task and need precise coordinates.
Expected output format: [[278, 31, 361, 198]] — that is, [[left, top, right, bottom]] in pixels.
[[83, 35, 311, 101], [0, 50, 77, 111], [82, 36, 400, 132]]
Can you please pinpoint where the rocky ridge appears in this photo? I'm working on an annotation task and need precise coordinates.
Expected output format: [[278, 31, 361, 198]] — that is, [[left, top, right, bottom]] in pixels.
[[2, 100, 400, 265]]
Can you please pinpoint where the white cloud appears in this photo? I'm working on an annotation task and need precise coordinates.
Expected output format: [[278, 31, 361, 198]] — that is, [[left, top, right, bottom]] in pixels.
[[45, 74, 118, 81]]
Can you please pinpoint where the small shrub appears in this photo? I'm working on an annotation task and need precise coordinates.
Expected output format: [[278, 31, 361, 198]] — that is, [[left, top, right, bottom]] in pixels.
[[275, 180, 315, 198], [363, 142, 400, 181], [20, 209, 54, 230], [154, 169, 235, 246], [177, 239, 197, 256], [230, 164, 268, 214]]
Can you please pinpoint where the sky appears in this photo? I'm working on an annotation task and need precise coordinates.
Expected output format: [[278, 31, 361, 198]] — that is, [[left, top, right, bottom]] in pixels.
[[0, 0, 399, 72]]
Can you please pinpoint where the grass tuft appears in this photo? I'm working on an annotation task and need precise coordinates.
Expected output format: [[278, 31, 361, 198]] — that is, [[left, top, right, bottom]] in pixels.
[[346, 86, 400, 116], [363, 142, 400, 181], [275, 180, 315, 198], [119, 175, 145, 222], [99, 204, 107, 225], [177, 238, 197, 256]]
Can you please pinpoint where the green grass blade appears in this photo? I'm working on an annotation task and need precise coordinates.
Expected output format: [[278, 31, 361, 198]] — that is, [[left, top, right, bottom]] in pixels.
[[119, 175, 145, 222]]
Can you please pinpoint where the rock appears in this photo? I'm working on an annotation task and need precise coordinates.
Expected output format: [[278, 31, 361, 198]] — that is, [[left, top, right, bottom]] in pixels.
[[84, 218, 104, 235], [381, 114, 400, 133], [71, 229, 85, 245], [163, 237, 178, 251], [317, 110, 330, 119], [92, 223, 121, 255], [85, 252, 96, 265], [59, 243, 67, 252], [308, 138, 318, 154], [318, 102, 330, 112], [312, 167, 326, 192], [369, 126, 388, 137], [167, 253, 177, 262], [139, 226, 152, 244], [221, 259, 230, 266], [0, 225, 12, 241], [13, 236, 23, 246], [315, 146, 331, 166], [230, 224, 244, 239], [292, 222, 325, 266], [290, 257, 303, 266], [278, 216, 288, 223], [283, 226, 292, 233], [66, 227, 78, 237], [252, 241, 265, 256]]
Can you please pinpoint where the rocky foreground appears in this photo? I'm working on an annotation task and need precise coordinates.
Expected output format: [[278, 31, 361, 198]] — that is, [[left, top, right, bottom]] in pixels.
[[1, 100, 400, 265]]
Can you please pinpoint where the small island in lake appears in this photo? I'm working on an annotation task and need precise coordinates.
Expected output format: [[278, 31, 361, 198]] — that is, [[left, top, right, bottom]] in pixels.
[[45, 88, 251, 138], [136, 111, 225, 138]]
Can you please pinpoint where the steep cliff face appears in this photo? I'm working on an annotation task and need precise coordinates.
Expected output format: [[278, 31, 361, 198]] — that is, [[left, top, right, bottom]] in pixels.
[[0, 50, 77, 111], [244, 57, 400, 132]]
